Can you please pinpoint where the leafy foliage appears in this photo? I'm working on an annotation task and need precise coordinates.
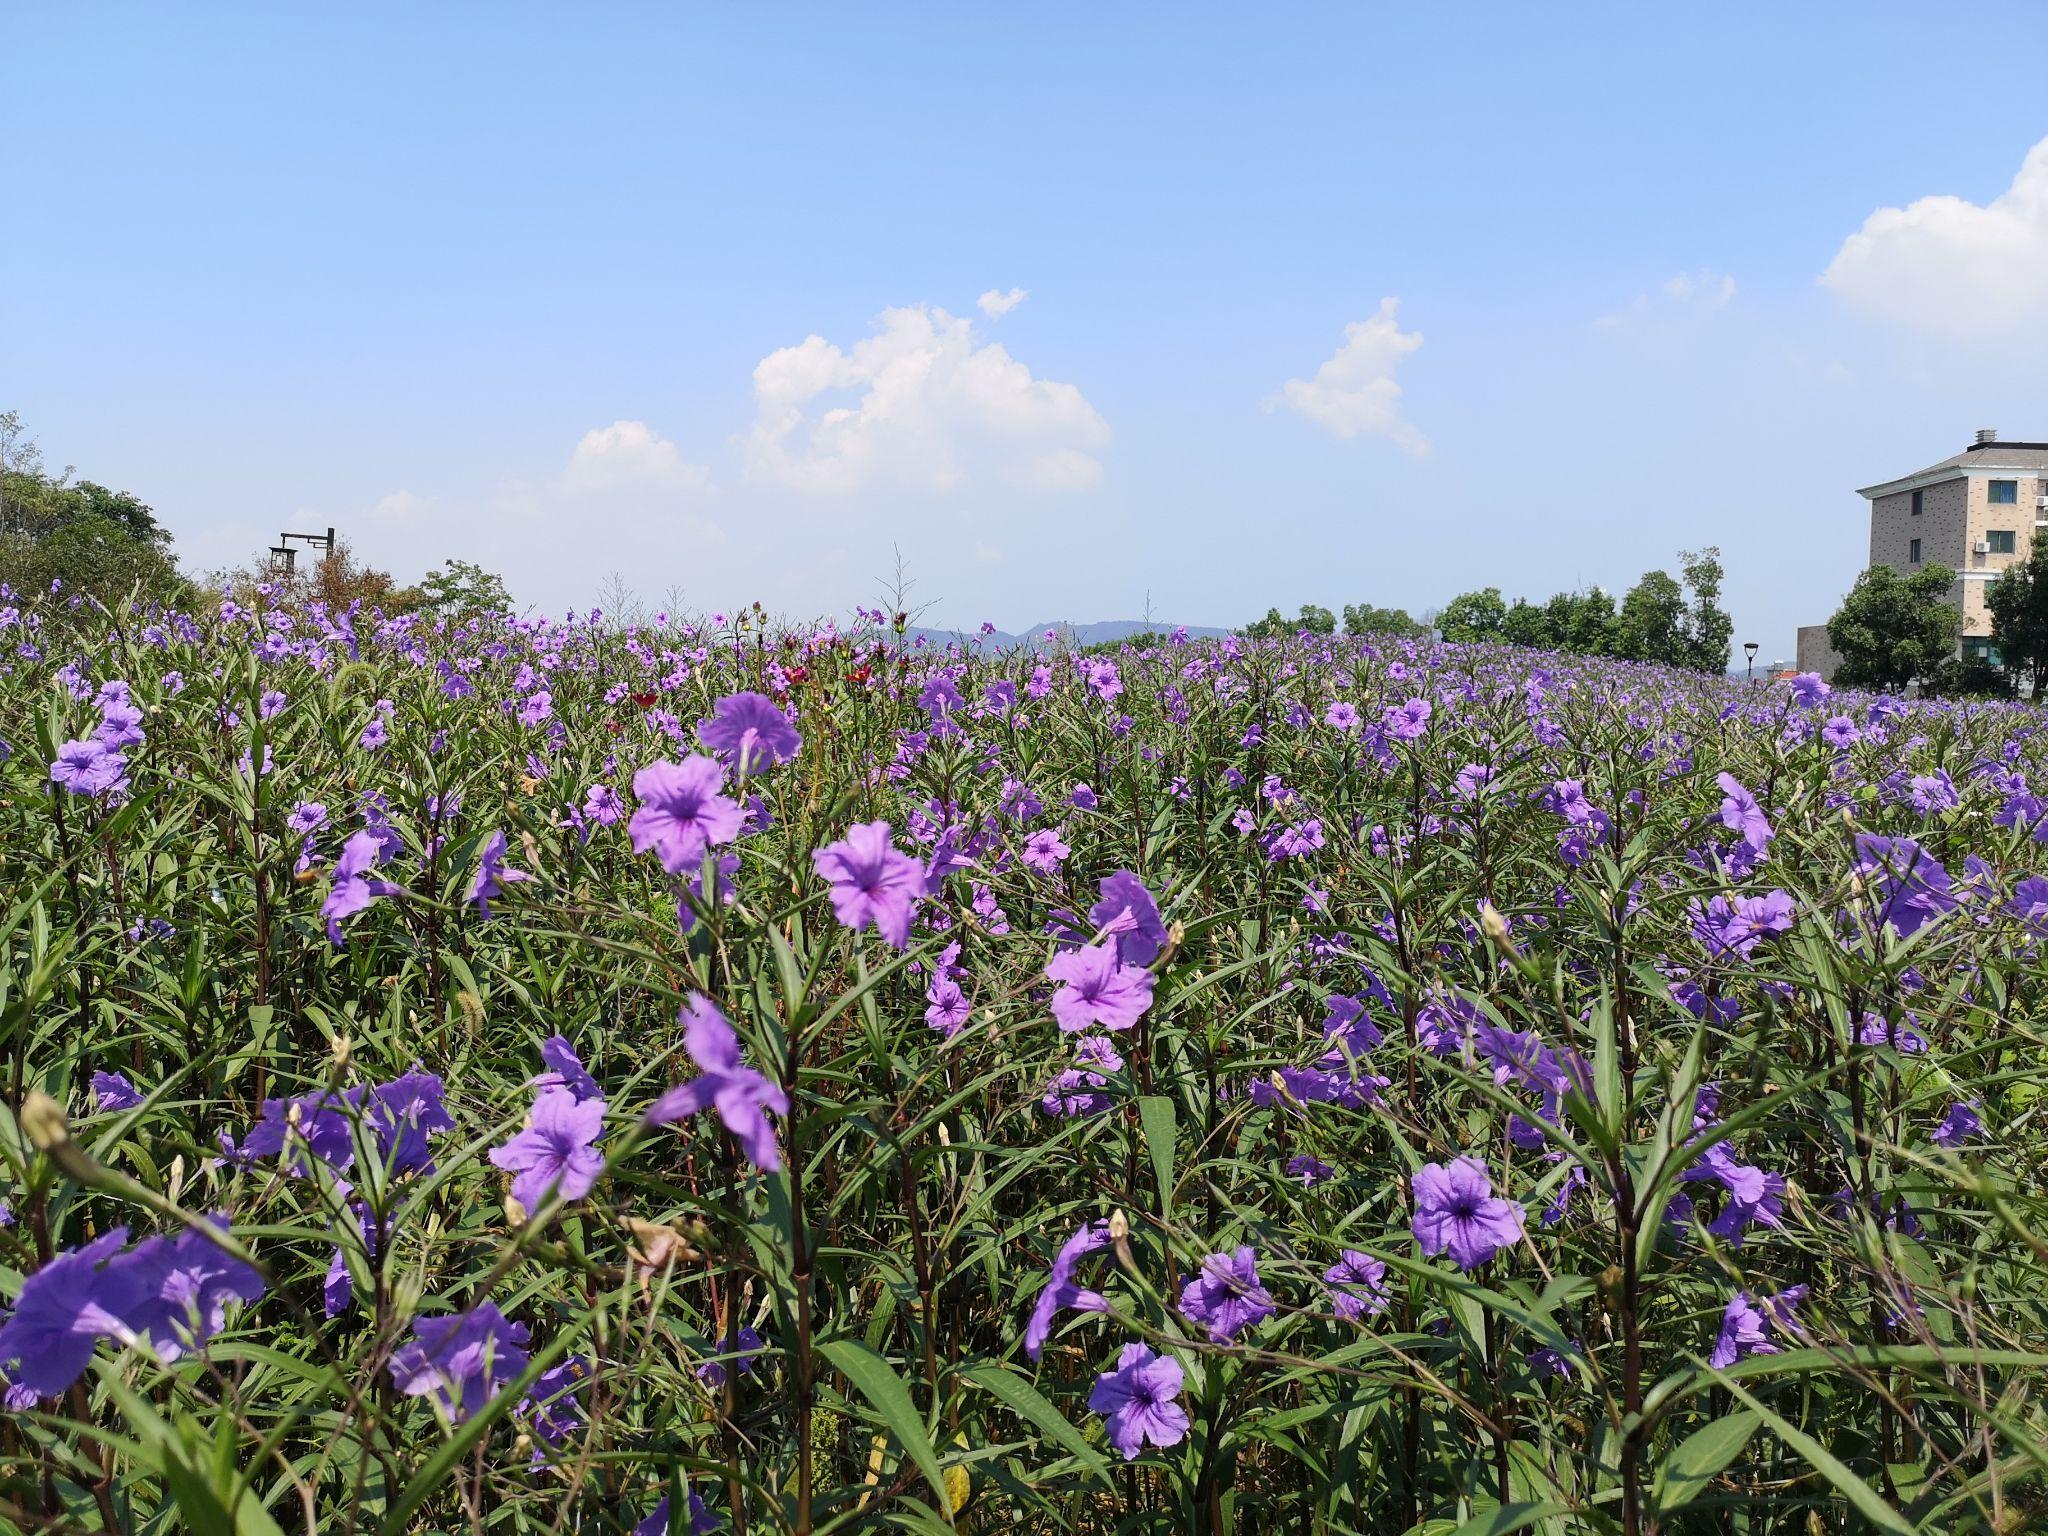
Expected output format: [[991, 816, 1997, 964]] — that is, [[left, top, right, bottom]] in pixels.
[[1828, 563, 1962, 693]]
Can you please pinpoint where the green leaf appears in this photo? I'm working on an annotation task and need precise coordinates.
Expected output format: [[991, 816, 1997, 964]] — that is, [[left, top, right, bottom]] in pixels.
[[821, 1338, 953, 1522], [1652, 1410, 1759, 1514], [1449, 1502, 1574, 1536], [1718, 1375, 1920, 1535], [1136, 1094, 1176, 1215], [959, 1359, 1112, 1486]]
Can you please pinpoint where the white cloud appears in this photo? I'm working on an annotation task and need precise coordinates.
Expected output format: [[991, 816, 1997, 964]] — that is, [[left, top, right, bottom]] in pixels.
[[353, 423, 719, 609], [1269, 298, 1429, 454], [1821, 136, 2048, 336], [1596, 269, 1736, 327], [747, 302, 1109, 493], [563, 419, 710, 490], [977, 286, 1028, 319]]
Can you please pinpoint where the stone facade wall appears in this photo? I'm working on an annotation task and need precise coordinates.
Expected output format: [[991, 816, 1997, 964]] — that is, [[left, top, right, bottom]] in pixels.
[[1795, 624, 1843, 681]]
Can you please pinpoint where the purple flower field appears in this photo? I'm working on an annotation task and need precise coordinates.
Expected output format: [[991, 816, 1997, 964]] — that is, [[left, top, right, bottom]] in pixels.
[[1, 589, 2045, 1534]]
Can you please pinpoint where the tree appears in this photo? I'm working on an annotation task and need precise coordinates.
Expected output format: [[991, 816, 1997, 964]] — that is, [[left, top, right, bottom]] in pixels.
[[0, 412, 184, 614], [1436, 587, 1506, 643], [1617, 568, 1687, 664], [1987, 531, 2048, 696], [1826, 563, 1960, 693], [1542, 588, 1619, 655], [1297, 603, 1337, 636], [1676, 546, 1733, 673], [417, 559, 514, 622], [1342, 602, 1427, 637], [1242, 606, 1289, 639]]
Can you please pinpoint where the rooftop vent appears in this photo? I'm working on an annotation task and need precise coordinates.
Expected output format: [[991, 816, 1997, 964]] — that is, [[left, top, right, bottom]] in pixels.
[[1975, 428, 1999, 445]]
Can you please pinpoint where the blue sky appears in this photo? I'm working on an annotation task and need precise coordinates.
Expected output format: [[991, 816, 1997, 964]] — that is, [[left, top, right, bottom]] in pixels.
[[6, 3, 2047, 655]]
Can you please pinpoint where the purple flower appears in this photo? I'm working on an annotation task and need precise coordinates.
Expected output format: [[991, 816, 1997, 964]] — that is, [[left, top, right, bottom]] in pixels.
[[523, 1356, 589, 1457], [1412, 1157, 1525, 1270], [1710, 1285, 1806, 1370], [363, 1071, 457, 1177], [1682, 1143, 1785, 1243], [1788, 672, 1830, 707], [698, 691, 801, 771], [647, 995, 789, 1172], [469, 829, 532, 919], [116, 1218, 267, 1363], [1716, 774, 1774, 852], [811, 821, 926, 949], [1088, 1343, 1189, 1460], [924, 976, 971, 1037], [694, 1326, 765, 1387], [1178, 1246, 1276, 1341], [1024, 1221, 1112, 1360], [629, 757, 743, 875], [2008, 874, 2048, 934], [635, 1494, 719, 1536], [92, 1071, 143, 1112], [1045, 941, 1155, 1033], [1088, 871, 1167, 966], [321, 828, 401, 944], [1383, 697, 1432, 741], [1853, 835, 1958, 937], [1821, 715, 1860, 749], [287, 800, 327, 835], [489, 1088, 607, 1216], [49, 738, 126, 797], [1857, 1013, 1927, 1054], [1933, 1100, 1983, 1148], [0, 1229, 133, 1396], [1325, 700, 1360, 732], [1287, 1154, 1334, 1187], [1022, 827, 1071, 873], [533, 1036, 602, 1101], [388, 1303, 531, 1422], [242, 1087, 362, 1173], [1689, 889, 1795, 959], [1323, 1250, 1388, 1321]]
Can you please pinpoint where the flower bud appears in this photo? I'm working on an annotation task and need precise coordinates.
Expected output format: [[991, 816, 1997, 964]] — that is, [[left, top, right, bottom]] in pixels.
[[20, 1090, 70, 1151]]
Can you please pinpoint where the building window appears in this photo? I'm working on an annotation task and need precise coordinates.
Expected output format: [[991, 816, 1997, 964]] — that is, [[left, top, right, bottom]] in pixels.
[[1909, 538, 1922, 563], [1989, 529, 2017, 554], [1989, 479, 2018, 504], [1911, 489, 1923, 515]]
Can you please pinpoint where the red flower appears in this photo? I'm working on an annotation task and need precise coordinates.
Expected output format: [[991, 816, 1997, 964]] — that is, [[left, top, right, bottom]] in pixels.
[[630, 692, 657, 710], [786, 666, 808, 685]]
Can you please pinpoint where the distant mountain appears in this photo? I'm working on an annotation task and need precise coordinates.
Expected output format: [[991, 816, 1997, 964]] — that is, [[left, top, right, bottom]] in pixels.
[[902, 619, 1234, 650]]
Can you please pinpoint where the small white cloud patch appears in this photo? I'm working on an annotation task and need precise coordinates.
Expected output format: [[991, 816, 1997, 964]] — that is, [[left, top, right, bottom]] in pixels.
[[1269, 298, 1429, 455], [977, 287, 1028, 319]]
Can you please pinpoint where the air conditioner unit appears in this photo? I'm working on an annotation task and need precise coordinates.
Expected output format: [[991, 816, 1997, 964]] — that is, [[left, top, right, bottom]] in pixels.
[[2037, 495, 2048, 511], [1974, 540, 1992, 554]]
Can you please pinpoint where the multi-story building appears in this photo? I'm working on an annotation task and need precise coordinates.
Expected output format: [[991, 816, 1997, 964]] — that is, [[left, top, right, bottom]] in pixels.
[[1797, 430, 2048, 675]]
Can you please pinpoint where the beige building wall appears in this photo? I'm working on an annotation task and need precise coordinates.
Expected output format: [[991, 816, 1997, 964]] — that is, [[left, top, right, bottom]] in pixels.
[[1958, 474, 2047, 632], [1795, 624, 1843, 680], [1868, 474, 2047, 636]]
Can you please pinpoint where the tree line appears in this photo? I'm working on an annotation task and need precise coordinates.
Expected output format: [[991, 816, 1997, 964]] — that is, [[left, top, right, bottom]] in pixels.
[[1245, 548, 1736, 674], [0, 411, 510, 626]]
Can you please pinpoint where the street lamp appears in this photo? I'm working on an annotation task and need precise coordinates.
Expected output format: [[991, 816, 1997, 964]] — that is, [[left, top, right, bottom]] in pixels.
[[1743, 641, 1759, 682]]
